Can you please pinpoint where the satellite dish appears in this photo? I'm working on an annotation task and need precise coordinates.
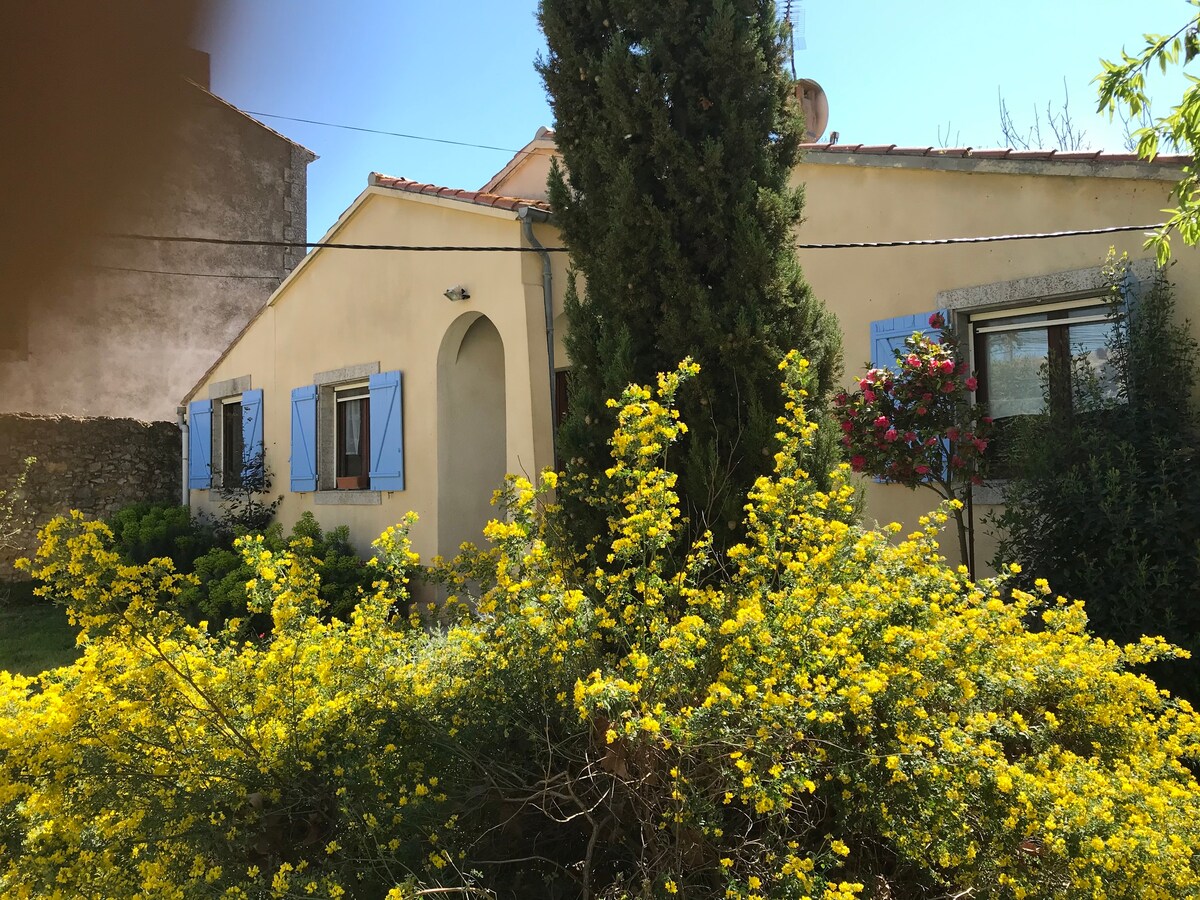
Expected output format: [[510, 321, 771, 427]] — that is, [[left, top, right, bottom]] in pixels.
[[794, 78, 829, 143]]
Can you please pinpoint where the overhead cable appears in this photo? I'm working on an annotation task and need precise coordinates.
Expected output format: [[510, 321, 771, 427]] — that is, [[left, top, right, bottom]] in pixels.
[[111, 222, 1168, 254]]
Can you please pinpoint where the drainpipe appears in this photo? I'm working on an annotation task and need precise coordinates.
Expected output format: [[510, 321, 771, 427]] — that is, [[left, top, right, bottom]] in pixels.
[[177, 405, 189, 507], [519, 206, 557, 466]]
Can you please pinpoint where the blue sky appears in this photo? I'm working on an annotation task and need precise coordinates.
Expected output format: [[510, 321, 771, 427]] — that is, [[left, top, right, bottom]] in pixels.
[[198, 1, 1193, 243]]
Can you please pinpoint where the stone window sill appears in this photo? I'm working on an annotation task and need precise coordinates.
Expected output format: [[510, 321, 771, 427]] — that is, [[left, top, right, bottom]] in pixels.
[[314, 490, 381, 506]]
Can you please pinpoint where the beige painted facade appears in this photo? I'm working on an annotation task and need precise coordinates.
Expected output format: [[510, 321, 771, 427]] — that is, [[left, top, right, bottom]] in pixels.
[[184, 179, 570, 563], [186, 136, 1197, 573]]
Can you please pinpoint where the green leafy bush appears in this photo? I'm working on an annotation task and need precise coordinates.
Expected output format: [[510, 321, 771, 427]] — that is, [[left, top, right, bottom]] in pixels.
[[180, 513, 377, 637], [5, 358, 1200, 900], [107, 502, 219, 573], [991, 256, 1200, 699]]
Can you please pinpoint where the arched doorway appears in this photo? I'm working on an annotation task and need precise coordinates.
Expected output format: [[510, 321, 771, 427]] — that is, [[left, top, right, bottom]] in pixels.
[[437, 313, 506, 558]]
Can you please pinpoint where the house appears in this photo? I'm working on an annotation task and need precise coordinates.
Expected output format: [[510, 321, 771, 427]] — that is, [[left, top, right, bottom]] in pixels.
[[181, 128, 1199, 572], [0, 60, 314, 575]]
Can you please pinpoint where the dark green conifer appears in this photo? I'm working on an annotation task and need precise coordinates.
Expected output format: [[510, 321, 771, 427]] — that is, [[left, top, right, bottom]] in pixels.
[[538, 0, 842, 549]]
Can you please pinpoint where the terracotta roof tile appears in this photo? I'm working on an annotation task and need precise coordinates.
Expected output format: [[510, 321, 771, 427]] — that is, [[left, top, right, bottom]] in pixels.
[[800, 143, 1190, 167], [369, 173, 551, 213]]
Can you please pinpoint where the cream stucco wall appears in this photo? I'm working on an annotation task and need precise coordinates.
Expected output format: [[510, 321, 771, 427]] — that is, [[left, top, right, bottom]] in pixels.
[[792, 154, 1200, 572], [189, 152, 1198, 577], [188, 187, 563, 563]]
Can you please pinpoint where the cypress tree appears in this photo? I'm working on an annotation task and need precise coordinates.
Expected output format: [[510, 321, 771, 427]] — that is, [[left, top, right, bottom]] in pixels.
[[538, 0, 842, 549]]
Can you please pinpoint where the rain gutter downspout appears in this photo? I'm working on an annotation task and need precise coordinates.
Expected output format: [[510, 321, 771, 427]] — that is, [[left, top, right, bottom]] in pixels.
[[519, 205, 557, 466], [177, 405, 190, 507]]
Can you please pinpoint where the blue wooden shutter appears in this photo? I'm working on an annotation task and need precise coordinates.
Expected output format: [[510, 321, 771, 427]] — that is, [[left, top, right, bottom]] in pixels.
[[290, 385, 318, 492], [188, 399, 213, 490], [869, 310, 947, 370], [241, 389, 264, 479], [369, 370, 405, 491]]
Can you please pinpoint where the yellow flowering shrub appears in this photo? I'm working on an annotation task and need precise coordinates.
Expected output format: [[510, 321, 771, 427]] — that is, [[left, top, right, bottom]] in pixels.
[[3, 356, 1199, 899]]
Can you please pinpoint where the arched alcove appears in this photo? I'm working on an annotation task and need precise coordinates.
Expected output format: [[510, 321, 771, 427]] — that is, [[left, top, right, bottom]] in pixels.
[[437, 313, 507, 558]]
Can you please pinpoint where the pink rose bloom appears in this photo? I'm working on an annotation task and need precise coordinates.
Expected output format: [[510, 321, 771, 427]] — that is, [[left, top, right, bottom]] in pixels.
[[874, 415, 889, 428], [904, 431, 917, 442], [928, 312, 945, 329], [938, 359, 954, 374], [922, 392, 933, 402], [965, 376, 978, 391], [916, 406, 927, 416], [941, 382, 955, 393], [863, 389, 876, 403], [982, 416, 993, 424], [850, 455, 866, 471], [915, 464, 931, 475], [841, 435, 852, 447], [884, 428, 899, 442], [971, 474, 984, 486], [950, 455, 964, 469], [906, 354, 921, 368], [973, 438, 988, 452], [946, 426, 960, 441], [841, 420, 854, 433], [859, 378, 870, 390], [835, 392, 848, 406]]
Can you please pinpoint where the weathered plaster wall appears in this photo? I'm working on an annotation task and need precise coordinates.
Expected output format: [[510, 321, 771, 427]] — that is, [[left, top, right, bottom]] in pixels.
[[0, 415, 180, 576], [0, 87, 313, 422]]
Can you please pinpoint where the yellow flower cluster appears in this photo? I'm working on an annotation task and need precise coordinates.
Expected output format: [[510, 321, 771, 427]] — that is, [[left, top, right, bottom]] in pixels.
[[3, 356, 1199, 899]]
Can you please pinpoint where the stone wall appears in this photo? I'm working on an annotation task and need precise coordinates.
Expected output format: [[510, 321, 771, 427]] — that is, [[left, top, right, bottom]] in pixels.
[[0, 414, 180, 576]]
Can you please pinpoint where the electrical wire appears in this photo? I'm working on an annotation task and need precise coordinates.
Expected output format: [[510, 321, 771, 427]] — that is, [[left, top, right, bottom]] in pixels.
[[91, 263, 282, 279], [244, 111, 533, 157], [111, 222, 1167, 254]]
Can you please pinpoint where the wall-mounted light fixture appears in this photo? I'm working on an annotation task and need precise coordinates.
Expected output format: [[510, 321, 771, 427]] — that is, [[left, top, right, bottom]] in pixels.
[[443, 285, 471, 302]]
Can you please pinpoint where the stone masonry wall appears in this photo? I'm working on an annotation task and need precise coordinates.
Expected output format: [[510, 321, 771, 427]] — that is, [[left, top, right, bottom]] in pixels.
[[0, 414, 180, 576]]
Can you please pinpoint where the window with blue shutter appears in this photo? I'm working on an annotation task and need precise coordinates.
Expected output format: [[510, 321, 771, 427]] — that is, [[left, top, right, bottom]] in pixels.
[[290, 385, 318, 492], [241, 389, 264, 482], [869, 310, 947, 370], [368, 370, 405, 492], [188, 399, 213, 490]]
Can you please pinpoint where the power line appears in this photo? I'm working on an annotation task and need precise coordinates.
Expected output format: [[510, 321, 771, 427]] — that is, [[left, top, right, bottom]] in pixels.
[[91, 263, 281, 279], [793, 222, 1164, 249], [245, 111, 533, 157], [111, 223, 1167, 254], [110, 232, 567, 252]]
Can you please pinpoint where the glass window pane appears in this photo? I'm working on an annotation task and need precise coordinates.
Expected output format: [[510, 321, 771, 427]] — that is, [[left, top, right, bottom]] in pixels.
[[982, 328, 1048, 418], [1068, 320, 1118, 400]]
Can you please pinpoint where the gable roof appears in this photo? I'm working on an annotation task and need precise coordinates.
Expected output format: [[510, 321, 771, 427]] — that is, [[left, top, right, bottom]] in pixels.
[[188, 80, 318, 160], [369, 173, 550, 213]]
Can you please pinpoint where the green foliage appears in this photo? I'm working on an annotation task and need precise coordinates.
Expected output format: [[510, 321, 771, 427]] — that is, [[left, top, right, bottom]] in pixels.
[[538, 0, 843, 554], [1097, 6, 1200, 262], [181, 512, 378, 638], [5, 358, 1200, 900], [991, 255, 1200, 699], [107, 501, 219, 573]]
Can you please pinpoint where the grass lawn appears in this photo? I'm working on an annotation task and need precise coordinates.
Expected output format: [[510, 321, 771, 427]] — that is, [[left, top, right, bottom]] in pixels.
[[0, 587, 80, 675]]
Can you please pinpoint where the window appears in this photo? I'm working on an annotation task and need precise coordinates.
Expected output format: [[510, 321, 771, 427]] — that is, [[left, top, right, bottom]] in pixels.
[[187, 383, 262, 491], [290, 367, 405, 498], [335, 384, 370, 490], [221, 398, 245, 486], [972, 299, 1117, 418]]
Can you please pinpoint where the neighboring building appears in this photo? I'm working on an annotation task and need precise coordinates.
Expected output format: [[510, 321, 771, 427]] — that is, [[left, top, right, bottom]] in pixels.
[[0, 63, 314, 575], [183, 130, 1199, 572], [0, 67, 315, 421]]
